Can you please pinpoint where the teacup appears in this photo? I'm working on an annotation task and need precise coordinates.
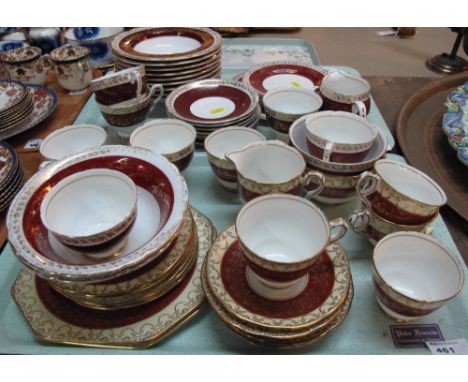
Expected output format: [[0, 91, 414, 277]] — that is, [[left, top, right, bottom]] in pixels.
[[97, 84, 163, 127], [356, 159, 447, 225], [40, 124, 107, 162], [236, 194, 347, 300], [320, 71, 371, 117], [91, 66, 147, 106], [289, 114, 388, 175], [130, 119, 196, 172], [305, 111, 378, 163], [348, 207, 434, 246], [372, 232, 464, 321], [49, 45, 93, 92], [263, 86, 323, 135], [204, 126, 266, 191], [40, 169, 138, 252], [0, 46, 51, 84], [225, 140, 325, 203]]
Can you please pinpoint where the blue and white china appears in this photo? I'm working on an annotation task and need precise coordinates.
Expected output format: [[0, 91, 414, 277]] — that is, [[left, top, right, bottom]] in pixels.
[[0, 40, 29, 52], [29, 27, 61, 54], [64, 27, 124, 68], [443, 82, 468, 167], [1, 31, 28, 42]]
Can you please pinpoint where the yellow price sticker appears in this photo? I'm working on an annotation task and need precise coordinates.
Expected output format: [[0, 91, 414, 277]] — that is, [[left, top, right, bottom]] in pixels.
[[291, 81, 301, 88], [210, 107, 225, 115]]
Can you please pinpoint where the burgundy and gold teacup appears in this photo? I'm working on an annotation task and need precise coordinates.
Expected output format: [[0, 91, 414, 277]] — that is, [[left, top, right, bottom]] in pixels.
[[356, 159, 447, 225], [236, 194, 347, 300], [204, 126, 266, 191], [0, 46, 51, 85], [320, 71, 371, 117], [91, 66, 147, 106], [225, 140, 325, 203], [305, 111, 378, 163], [263, 86, 322, 135], [348, 207, 434, 246], [372, 232, 464, 321]]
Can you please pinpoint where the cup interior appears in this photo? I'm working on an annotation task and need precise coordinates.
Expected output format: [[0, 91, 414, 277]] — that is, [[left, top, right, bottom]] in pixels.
[[230, 143, 304, 183], [237, 195, 329, 263], [374, 233, 463, 301], [375, 160, 446, 206], [40, 125, 107, 161], [41, 169, 137, 238], [205, 127, 265, 159], [306, 113, 377, 146], [130, 120, 195, 154], [322, 71, 370, 96], [264, 88, 322, 115]]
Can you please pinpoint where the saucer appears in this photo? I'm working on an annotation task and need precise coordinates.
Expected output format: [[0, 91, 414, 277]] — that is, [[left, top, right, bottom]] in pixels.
[[202, 258, 354, 348], [11, 207, 216, 349], [205, 225, 351, 331], [0, 84, 57, 140]]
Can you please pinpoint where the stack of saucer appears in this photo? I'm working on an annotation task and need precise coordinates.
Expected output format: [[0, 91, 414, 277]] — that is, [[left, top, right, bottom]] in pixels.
[[111, 28, 222, 98], [8, 146, 217, 348], [166, 79, 260, 145], [0, 140, 24, 212], [202, 225, 353, 349], [0, 80, 33, 132]]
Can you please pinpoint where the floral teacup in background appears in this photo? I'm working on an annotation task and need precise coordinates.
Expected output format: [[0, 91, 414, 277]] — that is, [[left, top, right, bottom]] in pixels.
[[0, 46, 51, 84], [49, 45, 93, 93]]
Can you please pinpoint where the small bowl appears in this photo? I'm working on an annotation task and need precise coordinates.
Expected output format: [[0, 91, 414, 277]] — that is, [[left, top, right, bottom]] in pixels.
[[130, 119, 196, 172], [349, 207, 434, 246], [372, 232, 464, 321], [263, 86, 323, 134], [96, 84, 163, 127], [40, 124, 107, 161], [204, 126, 265, 191], [305, 111, 378, 163], [40, 168, 138, 249], [289, 114, 387, 175]]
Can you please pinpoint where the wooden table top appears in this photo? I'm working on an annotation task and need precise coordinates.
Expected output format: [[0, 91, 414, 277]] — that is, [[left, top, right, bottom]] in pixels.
[[0, 74, 466, 265]]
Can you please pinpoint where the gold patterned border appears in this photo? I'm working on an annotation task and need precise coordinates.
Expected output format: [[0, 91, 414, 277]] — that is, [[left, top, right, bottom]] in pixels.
[[10, 206, 216, 349], [205, 225, 351, 330]]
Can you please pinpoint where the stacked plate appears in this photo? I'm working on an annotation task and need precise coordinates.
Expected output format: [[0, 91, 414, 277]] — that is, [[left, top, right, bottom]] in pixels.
[[0, 79, 57, 140], [0, 80, 33, 131], [111, 28, 223, 98], [8, 146, 217, 348], [166, 79, 260, 145], [0, 140, 24, 212], [202, 225, 354, 349]]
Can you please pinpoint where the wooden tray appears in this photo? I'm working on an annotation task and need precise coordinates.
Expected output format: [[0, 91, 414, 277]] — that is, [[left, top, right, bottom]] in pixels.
[[396, 72, 468, 221]]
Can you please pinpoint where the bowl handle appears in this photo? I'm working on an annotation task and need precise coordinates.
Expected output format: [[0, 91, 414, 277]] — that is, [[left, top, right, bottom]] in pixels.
[[301, 170, 325, 200], [348, 209, 371, 238], [328, 217, 348, 244]]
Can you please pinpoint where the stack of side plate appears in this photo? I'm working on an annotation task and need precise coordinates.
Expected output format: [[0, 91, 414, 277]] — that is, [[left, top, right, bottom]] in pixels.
[[0, 80, 34, 132], [0, 140, 24, 212], [202, 225, 354, 349], [111, 28, 223, 98], [166, 79, 261, 146]]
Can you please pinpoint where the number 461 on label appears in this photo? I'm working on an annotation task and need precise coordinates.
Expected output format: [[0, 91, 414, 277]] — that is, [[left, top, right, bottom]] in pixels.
[[426, 338, 468, 355]]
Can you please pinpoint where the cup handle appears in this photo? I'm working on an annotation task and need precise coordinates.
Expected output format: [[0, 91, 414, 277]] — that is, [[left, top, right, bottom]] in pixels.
[[130, 71, 144, 100], [328, 217, 348, 243], [41, 54, 53, 70], [148, 84, 164, 114], [348, 209, 371, 238], [352, 100, 367, 117], [423, 225, 433, 236], [356, 171, 380, 209], [301, 170, 325, 200], [323, 141, 335, 162]]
